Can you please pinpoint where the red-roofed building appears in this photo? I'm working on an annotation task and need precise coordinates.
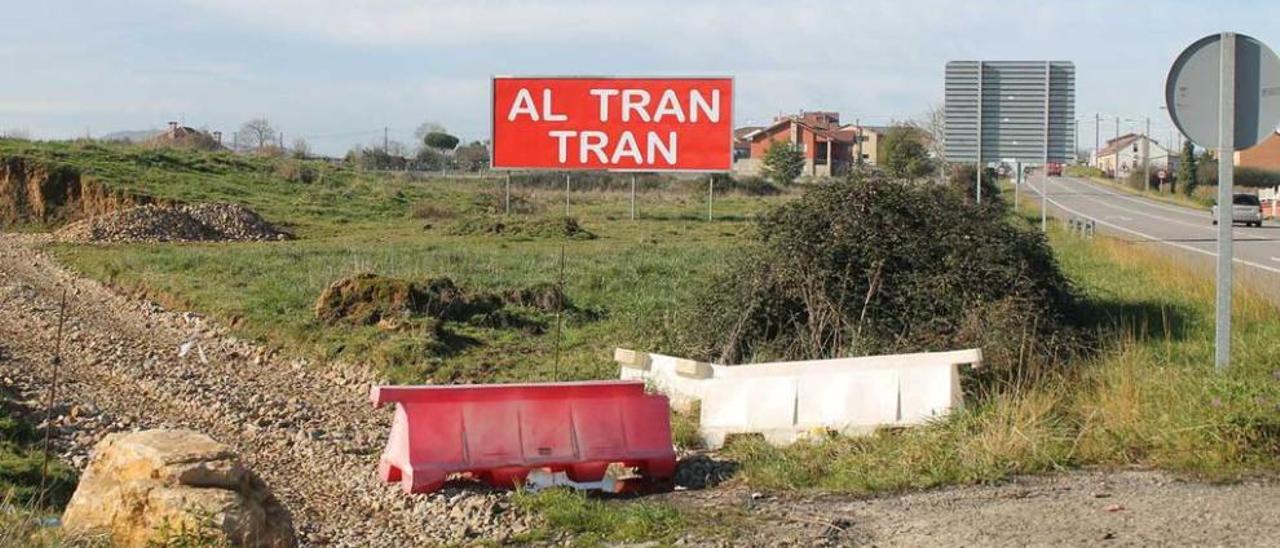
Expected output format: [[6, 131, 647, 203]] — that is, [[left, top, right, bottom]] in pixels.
[[733, 111, 881, 177]]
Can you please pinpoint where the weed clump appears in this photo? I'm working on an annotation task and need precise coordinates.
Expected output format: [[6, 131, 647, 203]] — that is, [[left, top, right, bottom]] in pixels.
[[447, 216, 597, 240], [685, 172, 1079, 379]]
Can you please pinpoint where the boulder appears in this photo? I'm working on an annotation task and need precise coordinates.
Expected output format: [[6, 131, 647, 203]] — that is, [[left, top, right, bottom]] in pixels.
[[62, 429, 295, 547]]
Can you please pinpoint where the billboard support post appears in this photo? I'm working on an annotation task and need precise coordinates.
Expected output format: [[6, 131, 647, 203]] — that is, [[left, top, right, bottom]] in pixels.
[[707, 176, 714, 221]]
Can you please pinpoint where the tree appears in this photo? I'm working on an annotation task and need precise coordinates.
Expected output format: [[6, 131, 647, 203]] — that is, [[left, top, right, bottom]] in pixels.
[[234, 118, 276, 151], [762, 140, 805, 185], [291, 138, 311, 159], [454, 141, 490, 171], [414, 122, 447, 141], [1177, 140, 1198, 196], [423, 131, 460, 152], [881, 126, 933, 179]]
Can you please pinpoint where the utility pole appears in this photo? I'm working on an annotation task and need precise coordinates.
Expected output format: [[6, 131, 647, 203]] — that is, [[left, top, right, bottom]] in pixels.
[[1094, 113, 1100, 165], [1143, 117, 1151, 189], [1115, 116, 1120, 140], [383, 127, 389, 152], [1073, 117, 1080, 164]]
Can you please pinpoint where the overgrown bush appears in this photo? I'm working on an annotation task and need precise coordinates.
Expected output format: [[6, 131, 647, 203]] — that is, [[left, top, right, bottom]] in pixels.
[[684, 172, 1079, 381], [1197, 161, 1280, 189], [947, 164, 1002, 207], [273, 159, 319, 183], [1125, 169, 1157, 191]]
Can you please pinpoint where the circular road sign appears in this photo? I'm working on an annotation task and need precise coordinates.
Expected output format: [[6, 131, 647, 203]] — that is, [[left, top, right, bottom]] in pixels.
[[1165, 32, 1280, 150], [1158, 169, 1168, 179]]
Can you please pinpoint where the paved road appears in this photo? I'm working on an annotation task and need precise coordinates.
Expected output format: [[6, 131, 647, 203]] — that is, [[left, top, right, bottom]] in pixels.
[[1025, 175, 1280, 303]]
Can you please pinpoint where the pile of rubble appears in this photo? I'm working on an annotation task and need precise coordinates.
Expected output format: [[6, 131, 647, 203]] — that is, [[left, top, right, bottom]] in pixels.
[[56, 203, 290, 243]]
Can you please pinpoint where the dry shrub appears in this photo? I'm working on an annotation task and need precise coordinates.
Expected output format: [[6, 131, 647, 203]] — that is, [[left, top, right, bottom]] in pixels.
[[685, 172, 1080, 381], [409, 201, 457, 220]]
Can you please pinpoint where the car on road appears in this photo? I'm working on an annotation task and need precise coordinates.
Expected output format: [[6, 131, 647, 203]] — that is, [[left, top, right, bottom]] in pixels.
[[1212, 193, 1264, 227], [1045, 162, 1063, 177]]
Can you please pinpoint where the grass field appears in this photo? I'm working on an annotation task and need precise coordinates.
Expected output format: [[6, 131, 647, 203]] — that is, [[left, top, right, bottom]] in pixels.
[[53, 183, 777, 384], [7, 142, 1280, 542]]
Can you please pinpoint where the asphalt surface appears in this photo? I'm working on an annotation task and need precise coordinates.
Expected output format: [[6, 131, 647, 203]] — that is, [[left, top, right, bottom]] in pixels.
[[1024, 175, 1280, 304]]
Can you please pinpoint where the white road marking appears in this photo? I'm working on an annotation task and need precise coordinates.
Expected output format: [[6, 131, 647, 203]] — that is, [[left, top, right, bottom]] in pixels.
[[1031, 178, 1280, 276], [1105, 215, 1134, 221], [1062, 176, 1212, 220], [1038, 177, 1255, 238]]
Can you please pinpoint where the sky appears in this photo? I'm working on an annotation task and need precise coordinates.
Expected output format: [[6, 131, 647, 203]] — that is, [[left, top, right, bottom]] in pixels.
[[3, 0, 1280, 155]]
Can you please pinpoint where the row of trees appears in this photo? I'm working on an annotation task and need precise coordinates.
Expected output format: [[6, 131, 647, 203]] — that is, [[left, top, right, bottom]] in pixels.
[[226, 117, 491, 172], [346, 121, 489, 172]]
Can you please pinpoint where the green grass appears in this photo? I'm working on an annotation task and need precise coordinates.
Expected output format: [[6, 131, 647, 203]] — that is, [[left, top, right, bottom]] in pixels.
[[0, 398, 77, 509], [512, 489, 687, 545], [16, 140, 782, 383]]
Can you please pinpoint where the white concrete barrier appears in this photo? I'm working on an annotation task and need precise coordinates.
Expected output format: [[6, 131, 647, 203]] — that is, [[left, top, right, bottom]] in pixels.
[[616, 347, 982, 448]]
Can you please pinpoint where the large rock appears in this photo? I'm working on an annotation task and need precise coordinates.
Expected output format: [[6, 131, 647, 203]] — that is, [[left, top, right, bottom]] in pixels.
[[62, 429, 295, 547]]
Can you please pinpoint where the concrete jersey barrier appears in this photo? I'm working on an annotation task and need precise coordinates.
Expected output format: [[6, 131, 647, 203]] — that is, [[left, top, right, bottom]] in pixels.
[[616, 348, 982, 448], [371, 380, 677, 494]]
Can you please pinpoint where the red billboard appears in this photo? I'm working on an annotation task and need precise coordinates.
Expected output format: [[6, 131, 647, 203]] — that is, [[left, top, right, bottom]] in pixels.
[[491, 77, 733, 172]]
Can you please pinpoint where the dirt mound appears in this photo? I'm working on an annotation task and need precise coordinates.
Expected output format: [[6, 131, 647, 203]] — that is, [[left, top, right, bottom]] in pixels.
[[314, 274, 501, 327], [56, 203, 290, 243]]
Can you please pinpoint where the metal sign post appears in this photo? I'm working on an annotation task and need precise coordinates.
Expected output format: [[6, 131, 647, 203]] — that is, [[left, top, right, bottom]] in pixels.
[[1040, 168, 1048, 232], [1014, 161, 1021, 206], [1166, 32, 1280, 371], [1214, 35, 1236, 372]]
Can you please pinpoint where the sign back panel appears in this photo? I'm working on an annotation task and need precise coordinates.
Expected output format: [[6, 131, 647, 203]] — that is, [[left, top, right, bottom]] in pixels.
[[944, 61, 1076, 165], [492, 77, 733, 172]]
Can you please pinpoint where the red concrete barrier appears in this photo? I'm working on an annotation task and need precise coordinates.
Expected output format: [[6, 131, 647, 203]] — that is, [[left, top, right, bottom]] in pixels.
[[371, 380, 677, 494]]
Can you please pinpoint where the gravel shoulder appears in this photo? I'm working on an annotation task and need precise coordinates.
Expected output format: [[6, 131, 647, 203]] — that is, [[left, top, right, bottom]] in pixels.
[[3, 232, 1278, 546], [671, 470, 1280, 546]]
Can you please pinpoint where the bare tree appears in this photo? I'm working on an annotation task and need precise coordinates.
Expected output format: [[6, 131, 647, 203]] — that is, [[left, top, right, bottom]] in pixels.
[[291, 137, 311, 159], [234, 118, 276, 151], [912, 104, 946, 165]]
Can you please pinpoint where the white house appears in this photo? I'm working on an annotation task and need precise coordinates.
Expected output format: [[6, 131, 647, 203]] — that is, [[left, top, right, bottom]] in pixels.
[[1095, 133, 1170, 179]]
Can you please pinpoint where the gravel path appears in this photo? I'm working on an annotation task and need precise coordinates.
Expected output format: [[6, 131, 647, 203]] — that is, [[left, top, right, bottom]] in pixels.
[[0, 233, 531, 546]]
